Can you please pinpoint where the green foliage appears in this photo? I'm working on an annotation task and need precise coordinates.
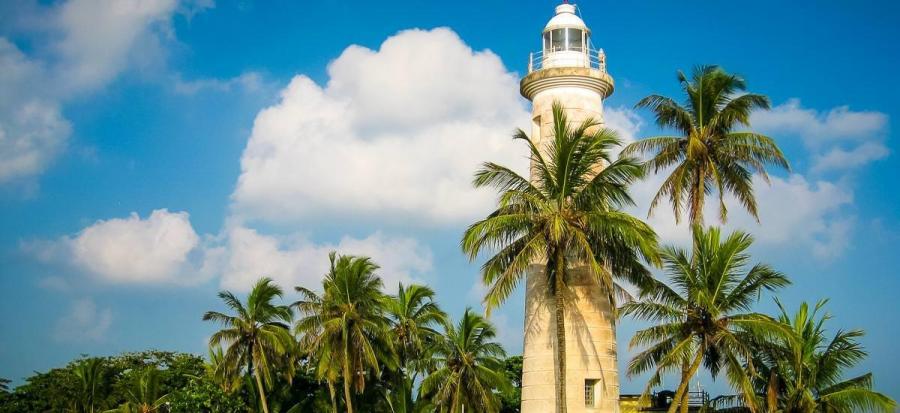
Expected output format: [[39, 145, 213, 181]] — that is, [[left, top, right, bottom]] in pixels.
[[385, 283, 447, 412], [743, 300, 897, 413], [294, 252, 396, 413], [106, 367, 170, 413], [167, 376, 248, 413], [203, 277, 295, 413], [623, 65, 789, 226], [420, 308, 510, 413], [499, 356, 522, 413], [622, 226, 790, 413], [0, 351, 205, 413]]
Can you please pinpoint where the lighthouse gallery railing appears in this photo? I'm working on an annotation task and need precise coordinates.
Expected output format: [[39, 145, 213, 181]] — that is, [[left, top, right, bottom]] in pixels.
[[527, 48, 607, 73]]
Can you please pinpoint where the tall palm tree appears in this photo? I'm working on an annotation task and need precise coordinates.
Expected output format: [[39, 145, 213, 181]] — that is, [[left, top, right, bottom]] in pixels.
[[420, 308, 510, 413], [385, 283, 447, 412], [106, 368, 169, 413], [72, 358, 107, 413], [294, 252, 396, 413], [622, 65, 789, 226], [744, 300, 896, 413], [621, 226, 790, 413], [462, 101, 660, 413], [203, 277, 294, 413]]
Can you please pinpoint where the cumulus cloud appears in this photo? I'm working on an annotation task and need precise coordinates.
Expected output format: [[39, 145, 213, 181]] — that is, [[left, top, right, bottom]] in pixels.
[[54, 298, 113, 342], [231, 28, 529, 226], [0, 39, 70, 184], [53, 0, 179, 92], [812, 142, 890, 173], [70, 209, 201, 282], [32, 209, 216, 284], [220, 226, 433, 292], [0, 0, 213, 185], [631, 172, 854, 258], [752, 99, 887, 145], [751, 99, 889, 172]]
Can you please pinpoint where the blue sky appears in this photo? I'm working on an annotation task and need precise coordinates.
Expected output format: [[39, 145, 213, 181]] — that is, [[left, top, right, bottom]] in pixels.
[[1, 0, 899, 400]]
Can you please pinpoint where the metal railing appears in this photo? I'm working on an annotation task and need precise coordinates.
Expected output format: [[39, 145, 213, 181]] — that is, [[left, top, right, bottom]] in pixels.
[[686, 390, 710, 407], [527, 48, 607, 73]]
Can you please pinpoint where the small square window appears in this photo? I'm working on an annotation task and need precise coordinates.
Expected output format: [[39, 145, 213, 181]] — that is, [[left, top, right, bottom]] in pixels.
[[585, 379, 600, 407]]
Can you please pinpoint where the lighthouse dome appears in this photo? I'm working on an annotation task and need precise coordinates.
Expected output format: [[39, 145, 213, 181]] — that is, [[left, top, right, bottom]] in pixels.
[[544, 4, 589, 34]]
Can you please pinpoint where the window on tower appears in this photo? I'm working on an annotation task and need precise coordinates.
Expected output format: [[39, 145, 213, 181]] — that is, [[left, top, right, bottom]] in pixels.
[[567, 28, 583, 52], [585, 379, 599, 407], [550, 29, 565, 52]]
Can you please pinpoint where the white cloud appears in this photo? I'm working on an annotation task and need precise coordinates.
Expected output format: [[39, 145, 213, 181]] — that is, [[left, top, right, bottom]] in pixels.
[[604, 105, 642, 145], [172, 71, 265, 95], [0, 0, 213, 185], [812, 142, 889, 173], [220, 226, 433, 292], [53, 0, 179, 93], [231, 28, 529, 226], [0, 39, 71, 184], [54, 298, 113, 342], [752, 98, 888, 146], [751, 99, 889, 173], [36, 209, 216, 284], [632, 172, 854, 258]]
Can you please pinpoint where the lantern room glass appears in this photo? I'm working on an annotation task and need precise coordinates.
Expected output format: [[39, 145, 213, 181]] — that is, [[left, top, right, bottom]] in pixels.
[[543, 28, 586, 53]]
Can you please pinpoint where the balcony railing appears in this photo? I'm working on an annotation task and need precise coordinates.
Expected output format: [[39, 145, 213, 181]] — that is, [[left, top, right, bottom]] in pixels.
[[687, 390, 710, 407], [527, 48, 607, 73]]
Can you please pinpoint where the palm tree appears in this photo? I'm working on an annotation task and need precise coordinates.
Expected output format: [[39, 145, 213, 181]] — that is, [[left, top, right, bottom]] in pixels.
[[294, 252, 396, 413], [744, 300, 896, 413], [462, 101, 660, 413], [622, 65, 789, 226], [72, 358, 107, 413], [385, 283, 447, 412], [420, 308, 510, 413], [205, 345, 241, 393], [203, 277, 294, 413], [106, 368, 169, 413], [621, 226, 790, 413]]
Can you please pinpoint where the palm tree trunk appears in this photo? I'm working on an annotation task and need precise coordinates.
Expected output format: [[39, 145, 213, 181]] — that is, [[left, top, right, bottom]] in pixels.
[[254, 368, 270, 413], [679, 362, 690, 413], [554, 250, 568, 413], [667, 349, 704, 413], [343, 358, 354, 413], [690, 166, 705, 227]]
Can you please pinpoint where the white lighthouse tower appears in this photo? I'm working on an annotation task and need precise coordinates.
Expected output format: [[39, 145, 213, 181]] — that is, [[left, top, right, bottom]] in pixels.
[[519, 3, 618, 413]]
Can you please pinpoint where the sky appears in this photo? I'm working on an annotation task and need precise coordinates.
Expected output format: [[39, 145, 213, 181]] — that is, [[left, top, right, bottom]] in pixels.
[[1, 0, 899, 401]]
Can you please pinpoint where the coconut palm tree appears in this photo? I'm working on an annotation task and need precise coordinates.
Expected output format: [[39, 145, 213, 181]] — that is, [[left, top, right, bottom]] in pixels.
[[621, 226, 790, 413], [420, 308, 510, 413], [72, 358, 108, 413], [105, 368, 169, 413], [743, 300, 896, 413], [203, 277, 294, 413], [622, 65, 789, 226], [205, 345, 241, 393], [385, 283, 447, 412], [294, 252, 396, 413], [462, 101, 660, 413]]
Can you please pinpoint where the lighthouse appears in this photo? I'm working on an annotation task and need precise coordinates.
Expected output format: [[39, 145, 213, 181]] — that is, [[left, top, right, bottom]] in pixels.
[[519, 3, 618, 413]]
